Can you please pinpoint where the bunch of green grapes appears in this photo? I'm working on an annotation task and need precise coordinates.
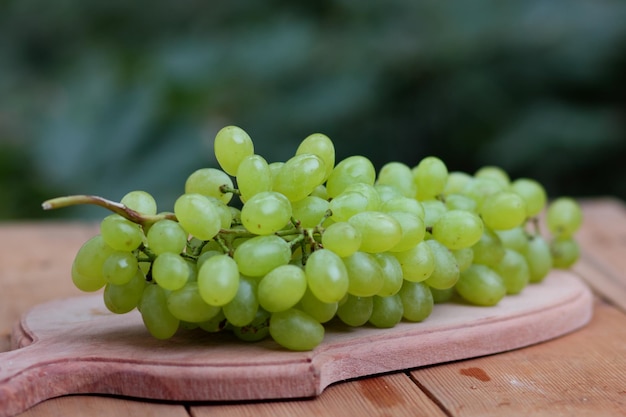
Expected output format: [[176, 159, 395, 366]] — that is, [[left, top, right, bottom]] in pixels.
[[45, 125, 583, 351]]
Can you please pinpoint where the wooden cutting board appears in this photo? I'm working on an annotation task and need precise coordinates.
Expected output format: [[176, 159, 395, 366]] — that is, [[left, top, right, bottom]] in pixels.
[[0, 270, 592, 417]]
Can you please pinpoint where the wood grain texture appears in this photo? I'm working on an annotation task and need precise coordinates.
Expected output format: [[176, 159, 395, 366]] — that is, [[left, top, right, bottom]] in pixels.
[[189, 373, 447, 417], [411, 300, 626, 417]]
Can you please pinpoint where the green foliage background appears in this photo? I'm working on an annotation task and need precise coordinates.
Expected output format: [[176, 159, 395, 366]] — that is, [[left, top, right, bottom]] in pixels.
[[1, 0, 625, 219]]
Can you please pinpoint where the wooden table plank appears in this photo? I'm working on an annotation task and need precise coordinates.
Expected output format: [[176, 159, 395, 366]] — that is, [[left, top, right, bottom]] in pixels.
[[189, 373, 447, 417], [410, 300, 626, 417]]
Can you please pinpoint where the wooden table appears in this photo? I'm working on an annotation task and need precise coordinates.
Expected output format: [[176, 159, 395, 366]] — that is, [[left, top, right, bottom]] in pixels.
[[1, 198, 625, 417]]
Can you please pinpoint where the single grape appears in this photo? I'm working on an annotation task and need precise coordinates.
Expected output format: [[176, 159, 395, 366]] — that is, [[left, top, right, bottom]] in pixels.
[[329, 190, 370, 222], [336, 295, 373, 327], [480, 191, 527, 230], [185, 168, 234, 204], [431, 210, 484, 250], [455, 264, 506, 306], [272, 153, 326, 202], [461, 177, 504, 211], [421, 199, 447, 228], [223, 276, 259, 326], [139, 284, 180, 339], [121, 190, 157, 215], [174, 193, 221, 240], [375, 184, 403, 203], [392, 241, 435, 282], [100, 214, 144, 252], [295, 133, 335, 181], [493, 249, 530, 295], [348, 211, 402, 253], [511, 178, 547, 217], [472, 229, 506, 267], [424, 239, 460, 290], [291, 196, 330, 228], [297, 288, 338, 323], [373, 252, 404, 297], [387, 211, 426, 253], [305, 249, 350, 303], [474, 166, 510, 187], [413, 156, 448, 201], [72, 235, 115, 292], [343, 251, 385, 297], [321, 221, 362, 258], [102, 250, 139, 285], [198, 310, 227, 333], [197, 254, 240, 306], [258, 265, 307, 312], [269, 308, 325, 351], [146, 219, 188, 255], [380, 196, 425, 219], [546, 197, 583, 238], [206, 196, 233, 229], [167, 281, 221, 323], [236, 154, 272, 202], [376, 162, 417, 198], [550, 237, 580, 268], [232, 309, 271, 342], [103, 269, 147, 314], [525, 235, 553, 283], [369, 294, 404, 328], [240, 191, 292, 235], [429, 286, 455, 304], [343, 183, 382, 211], [213, 125, 254, 176], [152, 252, 189, 291], [452, 247, 474, 272], [326, 155, 376, 198], [496, 227, 530, 253], [398, 280, 433, 322], [444, 193, 477, 212], [233, 235, 291, 277], [444, 171, 472, 194]]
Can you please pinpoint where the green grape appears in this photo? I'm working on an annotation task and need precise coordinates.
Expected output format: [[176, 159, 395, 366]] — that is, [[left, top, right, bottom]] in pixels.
[[369, 294, 404, 328], [310, 184, 329, 200], [480, 191, 527, 230], [336, 295, 373, 326], [329, 190, 370, 222], [326, 155, 376, 198], [461, 177, 504, 211], [348, 211, 402, 253], [525, 235, 553, 283], [197, 254, 240, 306], [269, 308, 325, 351], [398, 280, 433, 322], [413, 156, 448, 201], [444, 171, 472, 194], [321, 221, 362, 258], [375, 184, 403, 203], [232, 308, 271, 342], [421, 199, 447, 228], [444, 193, 477, 212], [380, 196, 425, 219], [268, 162, 284, 184], [546, 197, 583, 238], [550, 237, 580, 268], [493, 249, 530, 295], [387, 211, 426, 252], [295, 133, 335, 181], [343, 183, 382, 211], [72, 235, 115, 292], [102, 250, 139, 285], [152, 252, 189, 291], [174, 193, 221, 240], [198, 310, 227, 333], [455, 264, 506, 306], [121, 190, 157, 215], [100, 214, 144, 252], [291, 196, 330, 228], [475, 166, 510, 187], [297, 288, 338, 323], [240, 191, 292, 235], [139, 284, 180, 339], [167, 281, 221, 323], [376, 161, 417, 198], [223, 276, 259, 326], [236, 154, 272, 202], [496, 227, 530, 253], [452, 247, 474, 272], [305, 249, 349, 303], [424, 239, 460, 290], [472, 229, 506, 267], [185, 168, 234, 204], [431, 210, 484, 250], [343, 251, 385, 297], [213, 125, 254, 176], [206, 196, 233, 230], [429, 286, 455, 304], [233, 235, 291, 277], [258, 265, 307, 312], [392, 241, 435, 282], [510, 178, 547, 217], [146, 219, 188, 255], [373, 252, 404, 297], [103, 269, 147, 314], [272, 153, 326, 202]]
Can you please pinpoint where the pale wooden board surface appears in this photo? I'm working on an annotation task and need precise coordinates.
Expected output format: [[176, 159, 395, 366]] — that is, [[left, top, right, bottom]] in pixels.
[[1, 198, 625, 417]]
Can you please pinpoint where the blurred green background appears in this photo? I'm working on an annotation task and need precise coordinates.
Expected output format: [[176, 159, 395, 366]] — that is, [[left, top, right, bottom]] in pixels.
[[1, 0, 625, 220]]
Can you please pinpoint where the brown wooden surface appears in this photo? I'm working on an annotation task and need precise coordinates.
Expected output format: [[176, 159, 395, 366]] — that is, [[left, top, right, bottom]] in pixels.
[[1, 198, 625, 417]]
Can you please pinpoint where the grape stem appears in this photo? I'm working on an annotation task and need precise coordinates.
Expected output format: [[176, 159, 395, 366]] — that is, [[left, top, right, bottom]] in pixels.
[[42, 195, 176, 227]]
